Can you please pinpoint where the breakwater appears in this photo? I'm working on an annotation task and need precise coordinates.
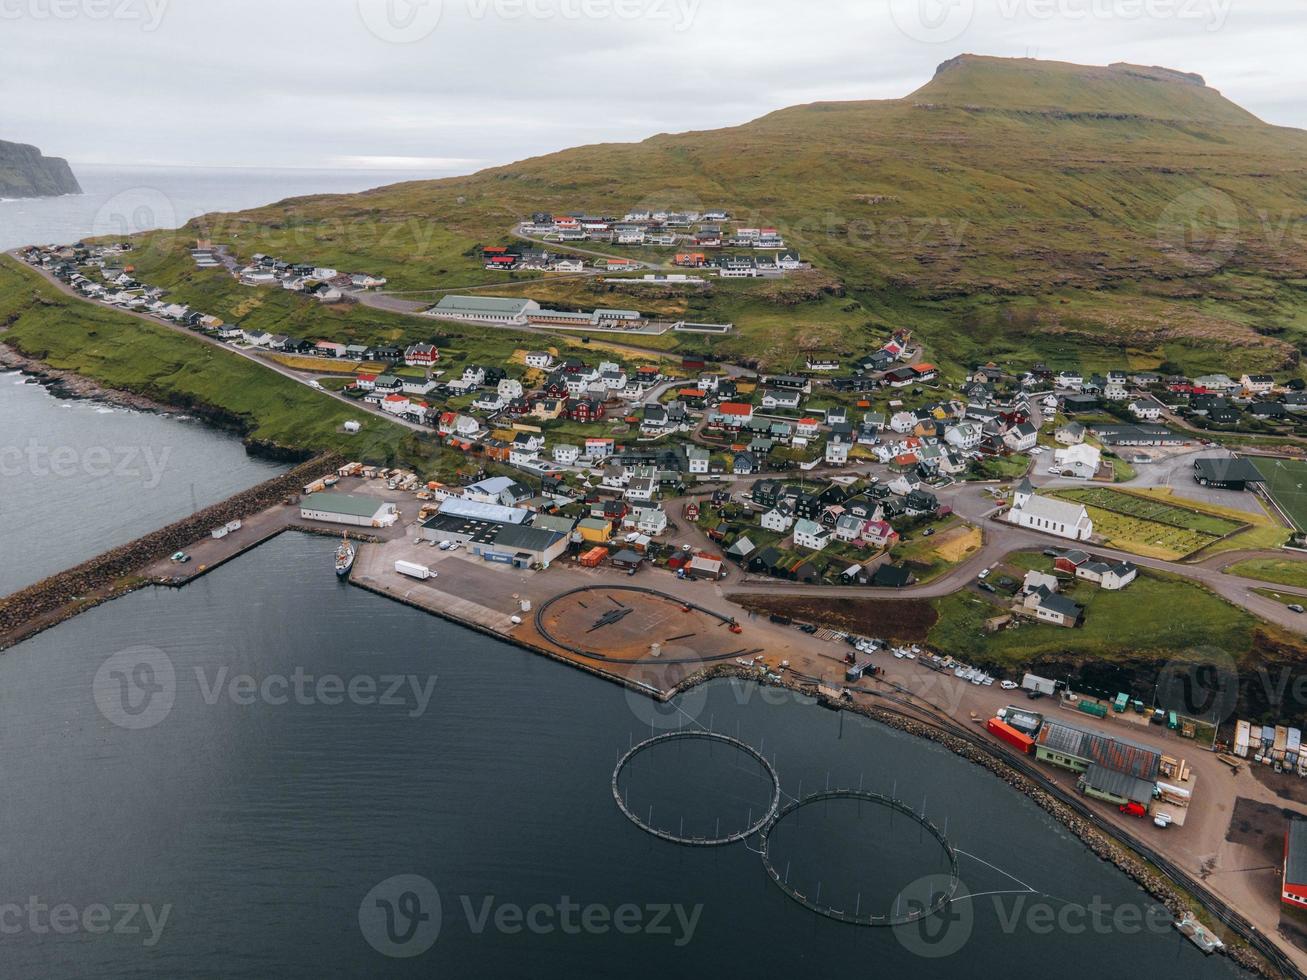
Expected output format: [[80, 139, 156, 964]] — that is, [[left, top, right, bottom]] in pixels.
[[0, 453, 344, 649]]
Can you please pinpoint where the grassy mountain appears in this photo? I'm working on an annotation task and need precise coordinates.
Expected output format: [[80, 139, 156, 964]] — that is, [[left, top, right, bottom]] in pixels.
[[146, 55, 1307, 373], [0, 140, 80, 198]]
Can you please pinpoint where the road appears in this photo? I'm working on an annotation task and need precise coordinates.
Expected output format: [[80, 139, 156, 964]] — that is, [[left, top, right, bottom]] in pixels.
[[12, 252, 434, 434]]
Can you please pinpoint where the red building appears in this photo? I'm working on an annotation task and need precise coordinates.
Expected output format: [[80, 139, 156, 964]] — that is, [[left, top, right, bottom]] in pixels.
[[568, 399, 606, 423], [1284, 821, 1307, 908]]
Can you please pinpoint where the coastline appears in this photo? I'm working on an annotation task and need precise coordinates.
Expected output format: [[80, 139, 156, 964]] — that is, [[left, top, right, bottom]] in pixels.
[[0, 351, 1290, 976], [0, 342, 174, 414]]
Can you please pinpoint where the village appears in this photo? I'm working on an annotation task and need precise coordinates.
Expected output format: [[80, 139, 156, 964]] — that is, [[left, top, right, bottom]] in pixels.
[[22, 232, 1307, 969]]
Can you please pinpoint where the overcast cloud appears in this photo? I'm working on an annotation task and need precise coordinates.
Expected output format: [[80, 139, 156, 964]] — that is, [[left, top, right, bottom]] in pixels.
[[0, 0, 1302, 176]]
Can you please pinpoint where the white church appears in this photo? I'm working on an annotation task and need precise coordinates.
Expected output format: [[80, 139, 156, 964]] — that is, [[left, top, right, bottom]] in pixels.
[[1006, 478, 1094, 541]]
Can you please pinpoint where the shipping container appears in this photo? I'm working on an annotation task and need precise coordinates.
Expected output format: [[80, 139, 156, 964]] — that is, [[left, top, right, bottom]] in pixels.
[[1021, 673, 1057, 696], [1078, 701, 1109, 718], [1168, 711, 1179, 730], [1275, 726, 1289, 761], [1234, 720, 1250, 758], [986, 717, 1035, 754], [1113, 693, 1130, 713], [394, 560, 433, 581]]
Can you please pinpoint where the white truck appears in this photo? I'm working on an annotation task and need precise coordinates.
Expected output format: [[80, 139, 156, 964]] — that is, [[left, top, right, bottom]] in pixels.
[[395, 560, 435, 581], [1021, 673, 1058, 697]]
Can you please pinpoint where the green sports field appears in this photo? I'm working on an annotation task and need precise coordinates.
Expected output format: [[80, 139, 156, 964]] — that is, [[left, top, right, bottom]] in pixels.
[[1251, 457, 1307, 530]]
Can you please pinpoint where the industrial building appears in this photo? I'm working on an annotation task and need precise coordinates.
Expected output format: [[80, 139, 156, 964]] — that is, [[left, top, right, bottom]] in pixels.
[[1193, 456, 1265, 491], [468, 524, 568, 569], [1035, 720, 1161, 780], [428, 295, 541, 326], [1284, 820, 1307, 908], [300, 493, 398, 528], [420, 513, 500, 547]]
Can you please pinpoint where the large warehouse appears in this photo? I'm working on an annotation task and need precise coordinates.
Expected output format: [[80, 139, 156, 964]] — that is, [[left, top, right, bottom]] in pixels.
[[1193, 456, 1265, 491], [427, 295, 540, 326], [469, 525, 568, 569], [300, 493, 398, 528]]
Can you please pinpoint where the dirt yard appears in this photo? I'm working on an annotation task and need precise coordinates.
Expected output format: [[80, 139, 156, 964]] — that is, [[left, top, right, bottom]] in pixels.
[[733, 595, 938, 641]]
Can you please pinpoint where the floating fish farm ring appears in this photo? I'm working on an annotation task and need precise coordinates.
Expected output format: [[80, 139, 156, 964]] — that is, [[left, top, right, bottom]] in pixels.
[[612, 731, 782, 846], [759, 790, 961, 927]]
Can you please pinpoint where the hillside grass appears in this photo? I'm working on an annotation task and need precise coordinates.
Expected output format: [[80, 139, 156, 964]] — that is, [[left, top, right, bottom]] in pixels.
[[1228, 558, 1307, 590], [80, 56, 1307, 376], [929, 569, 1256, 667]]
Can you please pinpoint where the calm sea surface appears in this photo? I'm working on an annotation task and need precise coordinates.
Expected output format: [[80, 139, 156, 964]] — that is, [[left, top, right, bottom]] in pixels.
[[0, 533, 1248, 978]]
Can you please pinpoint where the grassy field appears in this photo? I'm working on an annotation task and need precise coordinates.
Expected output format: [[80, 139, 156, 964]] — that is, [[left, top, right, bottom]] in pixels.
[[1250, 456, 1307, 530], [0, 257, 426, 466], [890, 522, 983, 584], [1228, 558, 1307, 589], [1052, 487, 1246, 559], [929, 568, 1256, 667]]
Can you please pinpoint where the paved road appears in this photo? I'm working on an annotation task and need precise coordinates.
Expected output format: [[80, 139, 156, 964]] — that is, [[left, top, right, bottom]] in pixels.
[[12, 252, 433, 434]]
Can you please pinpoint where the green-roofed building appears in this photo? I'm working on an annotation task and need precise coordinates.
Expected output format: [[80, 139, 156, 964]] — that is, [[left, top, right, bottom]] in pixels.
[[429, 295, 541, 325]]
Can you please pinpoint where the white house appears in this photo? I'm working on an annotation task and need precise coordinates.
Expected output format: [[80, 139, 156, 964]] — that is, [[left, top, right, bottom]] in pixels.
[[1241, 374, 1276, 394], [1003, 421, 1039, 453], [553, 444, 580, 465], [945, 422, 983, 451], [1103, 380, 1130, 402], [1052, 443, 1101, 480], [1076, 559, 1138, 590], [1056, 421, 1085, 445], [686, 447, 710, 474], [1006, 479, 1093, 541], [525, 351, 554, 370], [825, 441, 850, 465], [793, 518, 830, 552], [762, 505, 795, 533], [1129, 398, 1163, 422], [498, 378, 524, 400], [630, 506, 669, 536]]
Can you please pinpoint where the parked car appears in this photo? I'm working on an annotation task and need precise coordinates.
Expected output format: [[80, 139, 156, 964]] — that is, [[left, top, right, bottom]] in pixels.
[[1000, 680, 1018, 690], [1290, 604, 1305, 614]]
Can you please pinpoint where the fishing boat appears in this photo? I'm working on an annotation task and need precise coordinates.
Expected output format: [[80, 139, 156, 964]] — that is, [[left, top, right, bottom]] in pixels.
[[335, 533, 356, 578]]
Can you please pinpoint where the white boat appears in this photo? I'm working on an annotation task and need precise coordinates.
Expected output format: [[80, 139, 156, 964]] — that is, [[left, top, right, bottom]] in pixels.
[[335, 533, 356, 577]]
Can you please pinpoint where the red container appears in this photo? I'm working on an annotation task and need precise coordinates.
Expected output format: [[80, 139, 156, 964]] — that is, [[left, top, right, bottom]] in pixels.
[[986, 717, 1035, 755]]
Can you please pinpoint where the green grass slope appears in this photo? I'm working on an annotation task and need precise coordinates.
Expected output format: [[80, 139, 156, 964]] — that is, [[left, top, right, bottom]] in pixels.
[[129, 56, 1307, 372]]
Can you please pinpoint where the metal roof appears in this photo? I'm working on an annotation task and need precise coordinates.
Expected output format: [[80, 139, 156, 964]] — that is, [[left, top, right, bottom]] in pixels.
[[301, 493, 388, 518], [1288, 820, 1307, 887], [1082, 764, 1154, 805]]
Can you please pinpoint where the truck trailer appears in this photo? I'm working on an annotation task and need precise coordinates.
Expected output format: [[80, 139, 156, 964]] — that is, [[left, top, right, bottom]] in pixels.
[[1021, 673, 1057, 697], [395, 560, 434, 581]]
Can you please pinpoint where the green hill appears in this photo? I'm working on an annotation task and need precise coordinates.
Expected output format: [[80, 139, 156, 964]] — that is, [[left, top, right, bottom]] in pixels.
[[143, 55, 1307, 373]]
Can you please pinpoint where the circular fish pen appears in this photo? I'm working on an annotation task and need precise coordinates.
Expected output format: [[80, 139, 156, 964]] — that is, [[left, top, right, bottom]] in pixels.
[[759, 790, 960, 926], [612, 731, 782, 846]]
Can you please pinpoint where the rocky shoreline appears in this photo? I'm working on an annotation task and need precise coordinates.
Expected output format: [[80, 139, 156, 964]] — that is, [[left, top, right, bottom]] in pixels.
[[0, 343, 171, 413]]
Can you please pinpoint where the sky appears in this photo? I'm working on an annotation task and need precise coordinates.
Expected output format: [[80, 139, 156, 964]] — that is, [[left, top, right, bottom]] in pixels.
[[1, 0, 1303, 176]]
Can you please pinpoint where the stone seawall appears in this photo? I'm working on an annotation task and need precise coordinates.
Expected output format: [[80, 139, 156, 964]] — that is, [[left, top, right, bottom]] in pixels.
[[0, 453, 344, 646]]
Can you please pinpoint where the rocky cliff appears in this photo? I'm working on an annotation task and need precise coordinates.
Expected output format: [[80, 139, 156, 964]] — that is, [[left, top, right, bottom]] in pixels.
[[0, 140, 81, 198]]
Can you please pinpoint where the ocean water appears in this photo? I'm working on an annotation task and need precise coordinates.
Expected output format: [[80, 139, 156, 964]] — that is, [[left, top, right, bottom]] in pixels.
[[0, 163, 431, 251], [0, 375, 285, 595], [0, 532, 1247, 979]]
